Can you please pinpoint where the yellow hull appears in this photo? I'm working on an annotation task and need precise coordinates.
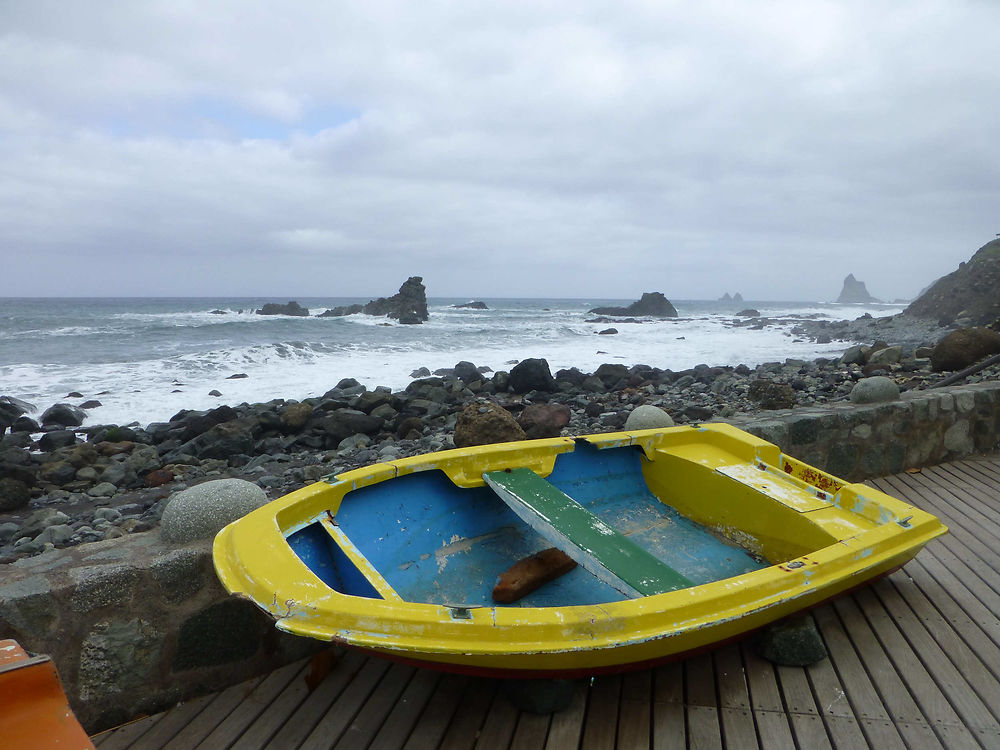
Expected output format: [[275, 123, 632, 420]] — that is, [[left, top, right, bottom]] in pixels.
[[213, 424, 945, 675]]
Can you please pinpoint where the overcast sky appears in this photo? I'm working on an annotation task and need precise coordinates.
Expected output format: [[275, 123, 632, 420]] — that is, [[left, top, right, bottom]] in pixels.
[[2, 1, 998, 301]]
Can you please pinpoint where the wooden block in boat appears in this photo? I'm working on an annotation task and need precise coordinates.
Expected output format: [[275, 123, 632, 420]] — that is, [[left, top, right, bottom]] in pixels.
[[492, 547, 577, 603]]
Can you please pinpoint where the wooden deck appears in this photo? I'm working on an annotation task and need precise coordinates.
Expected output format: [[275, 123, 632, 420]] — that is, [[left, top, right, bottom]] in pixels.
[[92, 455, 1000, 750]]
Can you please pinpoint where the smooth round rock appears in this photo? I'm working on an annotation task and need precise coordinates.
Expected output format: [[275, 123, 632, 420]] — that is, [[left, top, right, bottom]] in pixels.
[[160, 478, 269, 544], [849, 376, 900, 404], [624, 404, 675, 430]]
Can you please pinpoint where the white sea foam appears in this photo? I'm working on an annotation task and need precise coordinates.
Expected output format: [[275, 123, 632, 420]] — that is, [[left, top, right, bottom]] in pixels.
[[0, 298, 906, 428]]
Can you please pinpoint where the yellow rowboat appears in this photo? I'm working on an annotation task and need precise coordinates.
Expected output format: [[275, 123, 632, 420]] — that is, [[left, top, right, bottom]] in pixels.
[[213, 423, 945, 677]]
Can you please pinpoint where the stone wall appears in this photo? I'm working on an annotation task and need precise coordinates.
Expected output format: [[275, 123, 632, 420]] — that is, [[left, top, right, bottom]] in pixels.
[[729, 380, 1000, 480], [1, 380, 998, 733], [0, 532, 319, 733]]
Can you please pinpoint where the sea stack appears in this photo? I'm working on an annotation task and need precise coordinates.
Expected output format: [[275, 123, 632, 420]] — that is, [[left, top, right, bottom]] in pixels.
[[836, 274, 879, 304]]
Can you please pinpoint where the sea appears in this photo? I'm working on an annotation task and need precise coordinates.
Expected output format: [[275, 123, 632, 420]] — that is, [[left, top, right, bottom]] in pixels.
[[0, 297, 906, 429]]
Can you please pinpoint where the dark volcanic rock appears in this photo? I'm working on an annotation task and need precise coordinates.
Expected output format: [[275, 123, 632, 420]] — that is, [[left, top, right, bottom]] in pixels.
[[255, 301, 310, 316], [508, 359, 556, 394], [317, 304, 363, 317], [453, 301, 488, 309], [40, 403, 87, 427], [930, 327, 1000, 372], [362, 276, 429, 324], [0, 397, 32, 432], [905, 239, 1000, 326], [589, 292, 678, 318], [836, 274, 880, 303]]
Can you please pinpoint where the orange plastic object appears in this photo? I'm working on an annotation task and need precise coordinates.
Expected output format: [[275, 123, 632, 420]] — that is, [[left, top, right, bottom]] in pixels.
[[0, 639, 96, 749]]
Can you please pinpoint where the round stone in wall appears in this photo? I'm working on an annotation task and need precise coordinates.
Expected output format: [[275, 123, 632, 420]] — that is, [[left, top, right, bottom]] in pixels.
[[161, 478, 269, 544], [624, 404, 675, 430], [849, 376, 900, 405]]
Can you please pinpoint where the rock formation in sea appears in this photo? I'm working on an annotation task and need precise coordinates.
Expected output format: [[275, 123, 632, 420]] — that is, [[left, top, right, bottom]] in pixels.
[[904, 238, 1000, 326], [588, 292, 678, 318], [453, 301, 488, 309], [836, 274, 880, 304], [317, 276, 430, 324], [255, 301, 310, 316]]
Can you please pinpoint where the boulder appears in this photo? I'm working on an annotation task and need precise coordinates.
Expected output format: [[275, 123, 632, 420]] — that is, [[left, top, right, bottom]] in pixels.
[[747, 381, 797, 410], [255, 301, 310, 316], [518, 403, 571, 439], [624, 405, 675, 430], [754, 615, 827, 666], [38, 430, 78, 452], [40, 403, 87, 427], [0, 477, 31, 511], [279, 402, 313, 432], [0, 397, 31, 432], [930, 327, 1000, 372], [160, 478, 269, 544], [453, 301, 488, 309], [836, 273, 880, 303], [176, 421, 255, 459], [508, 359, 556, 394], [849, 376, 901, 404], [866, 346, 902, 368], [588, 292, 678, 318], [453, 401, 526, 448]]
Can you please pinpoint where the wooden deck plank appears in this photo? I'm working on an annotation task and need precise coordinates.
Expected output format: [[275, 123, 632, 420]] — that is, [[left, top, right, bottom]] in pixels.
[[686, 704, 724, 750], [401, 673, 472, 750], [714, 646, 750, 711], [296, 657, 392, 750], [332, 663, 418, 750], [368, 667, 443, 750], [238, 661, 319, 750], [652, 663, 686, 750], [785, 713, 832, 750], [905, 554, 1000, 668], [811, 604, 895, 724], [162, 677, 266, 750], [831, 596, 943, 741], [436, 678, 499, 750], [112, 691, 216, 750], [876, 576, 1000, 732], [580, 675, 621, 750], [93, 714, 162, 750], [509, 711, 552, 750], [618, 670, 653, 750], [684, 653, 717, 708], [473, 689, 520, 750], [262, 650, 368, 750], [718, 706, 758, 750], [193, 659, 307, 750], [543, 682, 587, 750]]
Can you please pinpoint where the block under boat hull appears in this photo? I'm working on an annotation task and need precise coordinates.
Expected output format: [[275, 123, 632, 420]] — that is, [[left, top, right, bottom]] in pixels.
[[214, 424, 946, 677]]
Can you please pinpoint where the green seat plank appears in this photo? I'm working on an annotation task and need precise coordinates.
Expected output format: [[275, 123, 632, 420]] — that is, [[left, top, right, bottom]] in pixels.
[[483, 468, 693, 597]]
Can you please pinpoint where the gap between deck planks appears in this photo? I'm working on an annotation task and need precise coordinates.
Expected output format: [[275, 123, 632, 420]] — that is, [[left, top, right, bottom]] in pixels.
[[90, 455, 1000, 750]]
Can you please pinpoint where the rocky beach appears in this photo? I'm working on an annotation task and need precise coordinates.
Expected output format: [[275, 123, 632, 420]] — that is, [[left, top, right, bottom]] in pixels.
[[3, 306, 998, 565]]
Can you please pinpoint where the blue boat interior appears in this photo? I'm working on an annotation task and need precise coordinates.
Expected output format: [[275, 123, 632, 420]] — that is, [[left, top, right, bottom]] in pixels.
[[287, 442, 767, 607]]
